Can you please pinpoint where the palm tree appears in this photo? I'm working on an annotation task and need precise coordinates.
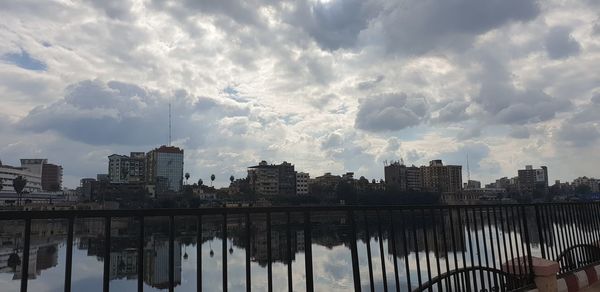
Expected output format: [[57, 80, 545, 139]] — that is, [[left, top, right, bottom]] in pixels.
[[185, 173, 190, 185], [210, 174, 215, 187], [198, 178, 203, 187], [13, 176, 27, 206], [229, 175, 234, 184]]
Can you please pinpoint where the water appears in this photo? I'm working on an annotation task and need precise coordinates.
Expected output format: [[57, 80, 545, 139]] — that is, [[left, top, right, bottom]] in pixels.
[[0, 208, 594, 291]]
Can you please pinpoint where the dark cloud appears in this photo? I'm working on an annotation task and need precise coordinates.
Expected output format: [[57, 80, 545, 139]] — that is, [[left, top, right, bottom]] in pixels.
[[473, 55, 571, 125], [18, 80, 249, 146], [1, 49, 47, 71], [368, 0, 539, 55], [355, 93, 429, 132], [287, 0, 379, 51], [545, 26, 581, 59]]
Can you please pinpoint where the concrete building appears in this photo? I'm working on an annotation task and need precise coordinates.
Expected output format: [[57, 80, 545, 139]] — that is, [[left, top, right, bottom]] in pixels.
[[20, 159, 46, 176], [247, 161, 296, 196], [146, 146, 184, 193], [0, 162, 42, 193], [41, 163, 62, 191], [421, 160, 462, 193], [296, 172, 310, 196], [384, 161, 423, 192], [572, 177, 600, 193], [518, 165, 549, 196], [464, 180, 481, 189], [108, 152, 146, 184]]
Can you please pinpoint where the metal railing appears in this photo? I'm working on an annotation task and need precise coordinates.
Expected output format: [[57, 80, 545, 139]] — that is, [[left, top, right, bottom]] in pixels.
[[1, 203, 600, 292]]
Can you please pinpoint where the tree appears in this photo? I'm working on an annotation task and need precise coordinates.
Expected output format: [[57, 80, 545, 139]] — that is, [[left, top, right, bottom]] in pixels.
[[198, 178, 203, 186], [575, 184, 591, 195], [230, 175, 234, 183], [13, 176, 27, 206], [210, 174, 215, 187], [185, 173, 190, 185]]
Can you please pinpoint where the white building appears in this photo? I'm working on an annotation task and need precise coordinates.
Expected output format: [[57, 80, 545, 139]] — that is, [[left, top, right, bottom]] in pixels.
[[296, 172, 310, 196], [0, 163, 42, 193], [108, 154, 129, 184], [20, 159, 47, 176]]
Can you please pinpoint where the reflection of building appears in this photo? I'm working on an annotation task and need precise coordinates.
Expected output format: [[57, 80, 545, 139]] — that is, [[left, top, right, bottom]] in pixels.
[[247, 161, 296, 196], [110, 248, 138, 280], [144, 236, 181, 289]]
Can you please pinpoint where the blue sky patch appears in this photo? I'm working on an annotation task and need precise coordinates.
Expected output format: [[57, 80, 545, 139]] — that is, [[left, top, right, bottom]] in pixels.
[[2, 49, 47, 71]]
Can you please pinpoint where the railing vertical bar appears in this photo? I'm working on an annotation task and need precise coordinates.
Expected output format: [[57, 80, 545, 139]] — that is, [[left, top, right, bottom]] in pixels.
[[137, 216, 144, 292], [472, 207, 484, 289], [376, 211, 388, 292], [267, 212, 273, 292], [558, 204, 573, 270], [486, 206, 499, 290], [286, 212, 293, 292], [540, 205, 554, 260], [222, 213, 228, 292], [400, 210, 412, 291], [478, 207, 492, 289], [439, 208, 451, 290], [411, 209, 423, 288], [565, 204, 580, 265], [103, 217, 111, 292], [534, 205, 546, 259], [429, 208, 442, 292], [509, 206, 523, 278], [65, 216, 74, 292], [303, 211, 314, 292], [569, 204, 584, 264], [580, 204, 592, 265], [464, 208, 478, 292], [364, 211, 375, 292], [492, 207, 503, 292], [448, 208, 460, 290], [198, 215, 203, 292], [245, 213, 251, 292], [169, 215, 175, 292], [554, 204, 567, 273], [457, 209, 470, 292], [349, 210, 362, 292], [591, 204, 600, 244], [500, 207, 516, 285], [388, 211, 399, 292], [548, 204, 559, 261], [520, 206, 534, 285], [20, 218, 31, 292], [420, 209, 432, 291]]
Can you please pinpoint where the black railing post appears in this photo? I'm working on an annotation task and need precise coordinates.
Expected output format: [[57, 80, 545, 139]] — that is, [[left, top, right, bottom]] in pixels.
[[534, 205, 546, 259], [223, 213, 228, 292], [348, 210, 362, 292], [197, 215, 203, 292], [137, 216, 144, 292], [286, 212, 293, 292], [389, 210, 400, 292], [245, 212, 251, 292], [169, 215, 175, 292], [303, 211, 314, 292], [103, 217, 111, 292], [266, 212, 273, 292], [376, 210, 388, 292], [20, 218, 31, 292], [65, 216, 74, 292], [520, 206, 534, 283]]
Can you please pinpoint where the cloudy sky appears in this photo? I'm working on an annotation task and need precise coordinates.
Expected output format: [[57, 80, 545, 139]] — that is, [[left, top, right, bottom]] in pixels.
[[1, 0, 599, 188]]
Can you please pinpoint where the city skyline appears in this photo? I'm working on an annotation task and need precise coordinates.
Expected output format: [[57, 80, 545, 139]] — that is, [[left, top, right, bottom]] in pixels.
[[1, 1, 599, 189]]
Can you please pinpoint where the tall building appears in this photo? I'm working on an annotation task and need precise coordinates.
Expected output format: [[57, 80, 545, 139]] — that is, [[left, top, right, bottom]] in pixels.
[[518, 165, 548, 196], [146, 146, 184, 193], [421, 160, 462, 193], [41, 163, 63, 191], [108, 152, 146, 184], [20, 159, 47, 176], [247, 161, 296, 196], [296, 172, 310, 196], [384, 161, 408, 191], [572, 177, 599, 193], [406, 165, 423, 191]]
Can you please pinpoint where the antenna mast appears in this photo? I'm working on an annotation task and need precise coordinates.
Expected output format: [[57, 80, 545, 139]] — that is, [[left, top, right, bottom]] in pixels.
[[466, 153, 471, 182], [168, 99, 172, 146]]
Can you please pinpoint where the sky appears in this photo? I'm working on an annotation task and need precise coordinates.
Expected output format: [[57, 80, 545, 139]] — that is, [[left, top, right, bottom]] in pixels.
[[0, 0, 599, 188]]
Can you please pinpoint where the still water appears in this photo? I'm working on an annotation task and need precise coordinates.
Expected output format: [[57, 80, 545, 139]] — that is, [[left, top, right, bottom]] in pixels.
[[0, 209, 589, 291]]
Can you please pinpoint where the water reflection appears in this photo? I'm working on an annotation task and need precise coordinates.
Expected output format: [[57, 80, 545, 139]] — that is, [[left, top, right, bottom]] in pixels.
[[0, 209, 596, 291]]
